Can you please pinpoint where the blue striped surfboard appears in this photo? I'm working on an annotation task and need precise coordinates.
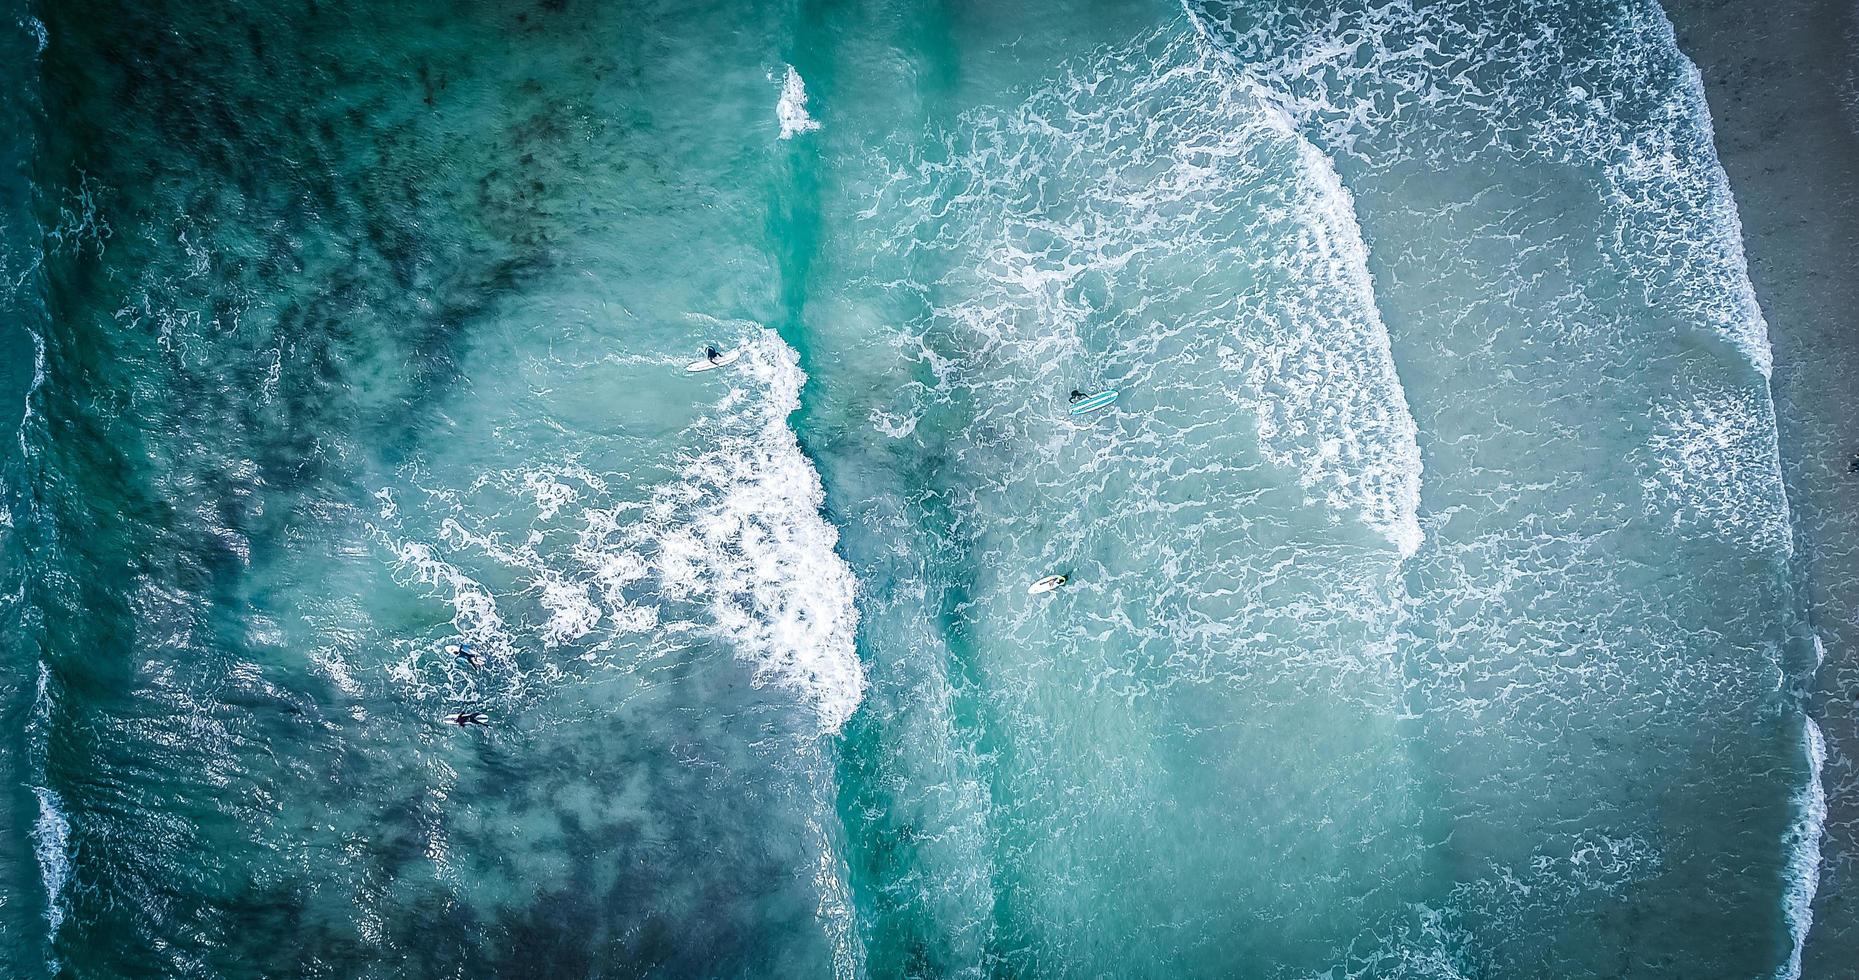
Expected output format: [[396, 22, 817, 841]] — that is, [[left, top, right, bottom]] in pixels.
[[1068, 390, 1118, 416]]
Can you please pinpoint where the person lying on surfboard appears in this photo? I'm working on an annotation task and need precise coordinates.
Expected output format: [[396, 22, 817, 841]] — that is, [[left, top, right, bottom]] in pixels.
[[705, 346, 724, 364], [1069, 389, 1088, 404], [1028, 573, 1069, 594], [445, 712, 489, 728]]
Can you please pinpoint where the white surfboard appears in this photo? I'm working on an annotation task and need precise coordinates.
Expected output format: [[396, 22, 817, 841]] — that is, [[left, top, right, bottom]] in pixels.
[[686, 350, 740, 373], [1027, 574, 1068, 595]]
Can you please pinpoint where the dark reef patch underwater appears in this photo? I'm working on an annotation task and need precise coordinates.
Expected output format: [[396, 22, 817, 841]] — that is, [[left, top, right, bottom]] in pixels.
[[0, 0, 1852, 977]]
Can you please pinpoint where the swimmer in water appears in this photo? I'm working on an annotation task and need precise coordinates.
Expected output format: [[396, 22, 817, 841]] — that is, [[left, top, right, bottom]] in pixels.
[[445, 712, 489, 728]]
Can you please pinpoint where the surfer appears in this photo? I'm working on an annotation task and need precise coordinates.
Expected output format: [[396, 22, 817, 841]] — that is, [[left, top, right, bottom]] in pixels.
[[445, 712, 489, 728], [1028, 573, 1069, 595], [1069, 389, 1088, 404], [686, 345, 738, 374], [445, 642, 477, 668]]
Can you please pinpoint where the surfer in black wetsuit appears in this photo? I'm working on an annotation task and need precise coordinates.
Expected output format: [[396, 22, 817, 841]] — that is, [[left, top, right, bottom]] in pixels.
[[1069, 389, 1088, 404], [706, 346, 724, 365], [446, 642, 477, 668], [445, 712, 489, 728]]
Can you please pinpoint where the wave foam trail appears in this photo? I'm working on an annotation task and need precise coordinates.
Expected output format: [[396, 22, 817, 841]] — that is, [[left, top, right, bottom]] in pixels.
[[378, 330, 862, 733], [1779, 716, 1827, 980], [30, 785, 68, 935], [30, 663, 71, 943], [650, 330, 863, 731], [1257, 119, 1422, 557], [776, 65, 821, 140], [26, 654, 69, 964]]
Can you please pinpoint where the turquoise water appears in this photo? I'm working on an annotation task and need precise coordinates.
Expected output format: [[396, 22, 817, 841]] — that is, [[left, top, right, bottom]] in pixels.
[[0, 0, 1833, 976]]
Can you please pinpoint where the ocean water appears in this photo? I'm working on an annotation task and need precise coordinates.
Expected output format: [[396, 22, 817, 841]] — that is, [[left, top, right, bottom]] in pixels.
[[0, 0, 1835, 977]]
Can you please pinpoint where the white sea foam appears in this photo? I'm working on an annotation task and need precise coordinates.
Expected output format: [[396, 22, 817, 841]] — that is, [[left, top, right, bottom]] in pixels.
[[1175, 11, 1812, 971], [522, 469, 579, 522], [25, 660, 70, 961], [46, 171, 110, 258], [13, 328, 44, 453], [1253, 112, 1422, 557], [1641, 381, 1792, 554], [645, 330, 863, 731], [572, 507, 654, 627], [1601, 47, 1775, 377], [32, 785, 70, 934], [386, 537, 510, 649], [776, 65, 821, 140], [1321, 830, 1661, 979], [534, 570, 600, 646], [870, 32, 1423, 556], [374, 332, 860, 731], [1186, 0, 1779, 376], [1778, 716, 1827, 980], [379, 470, 648, 660]]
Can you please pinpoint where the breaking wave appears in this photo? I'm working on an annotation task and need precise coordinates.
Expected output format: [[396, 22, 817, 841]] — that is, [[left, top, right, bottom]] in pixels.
[[379, 329, 863, 733], [777, 65, 822, 140]]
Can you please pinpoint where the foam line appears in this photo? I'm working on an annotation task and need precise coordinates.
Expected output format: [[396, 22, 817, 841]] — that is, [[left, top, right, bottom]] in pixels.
[[1777, 715, 1827, 980]]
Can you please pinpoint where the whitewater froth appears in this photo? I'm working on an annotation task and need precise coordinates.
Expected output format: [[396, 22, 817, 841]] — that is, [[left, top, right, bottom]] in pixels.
[[776, 66, 821, 140], [1780, 717, 1827, 980], [1641, 380, 1792, 554], [1249, 110, 1422, 557], [1186, 0, 1776, 374], [648, 331, 863, 731], [375, 330, 861, 733], [868, 30, 1423, 557], [30, 786, 68, 935]]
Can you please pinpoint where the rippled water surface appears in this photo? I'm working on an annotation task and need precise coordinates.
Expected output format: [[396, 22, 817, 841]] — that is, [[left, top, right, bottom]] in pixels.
[[0, 0, 1840, 976]]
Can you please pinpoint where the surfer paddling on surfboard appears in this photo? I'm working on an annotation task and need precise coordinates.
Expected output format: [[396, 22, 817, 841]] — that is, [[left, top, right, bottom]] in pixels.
[[445, 712, 489, 728], [686, 345, 741, 373], [1067, 388, 1119, 416], [1028, 574, 1068, 595]]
